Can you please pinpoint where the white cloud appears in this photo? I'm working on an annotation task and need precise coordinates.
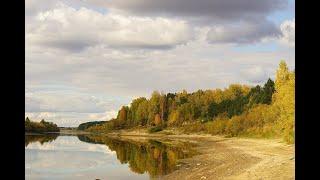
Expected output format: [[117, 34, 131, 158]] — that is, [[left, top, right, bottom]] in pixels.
[[86, 0, 287, 22], [26, 26, 295, 104], [25, 90, 123, 126], [25, 0, 58, 16], [25, 90, 125, 113], [25, 112, 58, 121], [88, 110, 118, 121], [27, 3, 193, 51], [240, 66, 269, 83], [279, 18, 295, 47], [206, 20, 280, 44]]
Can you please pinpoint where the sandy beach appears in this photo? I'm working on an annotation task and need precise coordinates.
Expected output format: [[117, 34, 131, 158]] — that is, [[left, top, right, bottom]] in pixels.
[[106, 129, 294, 180]]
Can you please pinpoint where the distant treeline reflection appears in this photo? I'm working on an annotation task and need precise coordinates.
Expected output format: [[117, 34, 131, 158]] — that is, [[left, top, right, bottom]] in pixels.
[[78, 135, 197, 177], [25, 134, 58, 147]]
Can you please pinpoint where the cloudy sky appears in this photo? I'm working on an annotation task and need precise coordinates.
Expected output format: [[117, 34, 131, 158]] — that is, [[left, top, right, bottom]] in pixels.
[[26, 0, 295, 127]]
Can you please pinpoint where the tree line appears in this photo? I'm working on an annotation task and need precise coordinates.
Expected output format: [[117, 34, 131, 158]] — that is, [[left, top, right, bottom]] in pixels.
[[77, 121, 107, 130], [79, 60, 294, 143], [25, 117, 60, 133]]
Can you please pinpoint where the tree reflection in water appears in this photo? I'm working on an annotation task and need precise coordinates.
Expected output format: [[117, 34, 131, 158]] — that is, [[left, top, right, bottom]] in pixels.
[[77, 135, 198, 178], [25, 134, 59, 147]]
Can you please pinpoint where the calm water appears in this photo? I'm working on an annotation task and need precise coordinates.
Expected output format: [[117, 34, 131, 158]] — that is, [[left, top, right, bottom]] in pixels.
[[25, 134, 197, 180]]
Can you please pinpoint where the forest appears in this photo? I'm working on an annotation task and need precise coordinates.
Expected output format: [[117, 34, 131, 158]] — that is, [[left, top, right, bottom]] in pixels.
[[77, 121, 107, 130], [78, 61, 294, 143], [25, 117, 60, 133]]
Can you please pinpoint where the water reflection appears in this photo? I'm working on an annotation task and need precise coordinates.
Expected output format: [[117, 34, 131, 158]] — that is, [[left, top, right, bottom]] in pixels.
[[25, 134, 197, 179], [78, 135, 198, 178], [25, 134, 58, 147]]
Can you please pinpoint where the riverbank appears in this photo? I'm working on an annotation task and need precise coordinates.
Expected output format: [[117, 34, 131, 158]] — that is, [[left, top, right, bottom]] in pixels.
[[39, 127, 294, 179], [105, 128, 294, 180]]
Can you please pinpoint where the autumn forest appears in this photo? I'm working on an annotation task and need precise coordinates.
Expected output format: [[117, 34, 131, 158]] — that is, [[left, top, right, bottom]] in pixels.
[[79, 60, 294, 144]]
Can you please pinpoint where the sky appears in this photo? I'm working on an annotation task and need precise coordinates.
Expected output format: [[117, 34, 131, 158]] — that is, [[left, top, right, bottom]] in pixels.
[[25, 0, 295, 127]]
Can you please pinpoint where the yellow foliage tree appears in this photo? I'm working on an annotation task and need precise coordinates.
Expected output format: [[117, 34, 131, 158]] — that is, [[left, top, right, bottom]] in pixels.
[[224, 84, 251, 100], [168, 110, 180, 126], [272, 60, 295, 143], [154, 114, 162, 126], [118, 106, 127, 126]]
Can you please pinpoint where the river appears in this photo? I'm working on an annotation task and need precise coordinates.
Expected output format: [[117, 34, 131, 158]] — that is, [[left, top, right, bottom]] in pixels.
[[25, 134, 198, 180]]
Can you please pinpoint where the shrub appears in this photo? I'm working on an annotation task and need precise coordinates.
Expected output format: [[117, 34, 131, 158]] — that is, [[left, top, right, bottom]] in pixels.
[[181, 121, 205, 133], [205, 119, 228, 135]]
